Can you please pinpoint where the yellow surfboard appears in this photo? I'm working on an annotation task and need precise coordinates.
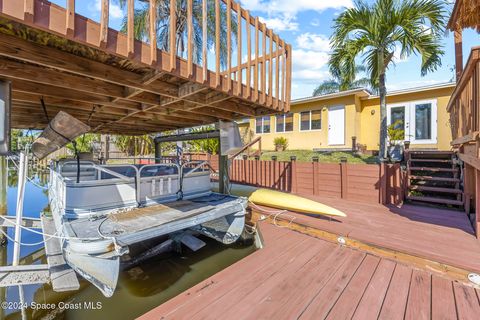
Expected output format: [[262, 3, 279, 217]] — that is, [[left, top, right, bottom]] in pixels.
[[249, 189, 347, 218]]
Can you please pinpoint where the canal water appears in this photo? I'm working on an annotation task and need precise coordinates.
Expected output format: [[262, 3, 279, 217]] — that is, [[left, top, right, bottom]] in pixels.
[[0, 168, 256, 320]]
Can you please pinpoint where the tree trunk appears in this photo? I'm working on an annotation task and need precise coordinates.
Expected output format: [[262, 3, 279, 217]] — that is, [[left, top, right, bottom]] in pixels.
[[378, 53, 388, 160]]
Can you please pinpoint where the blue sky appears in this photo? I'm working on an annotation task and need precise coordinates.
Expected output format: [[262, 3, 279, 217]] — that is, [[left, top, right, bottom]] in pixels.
[[50, 0, 479, 99]]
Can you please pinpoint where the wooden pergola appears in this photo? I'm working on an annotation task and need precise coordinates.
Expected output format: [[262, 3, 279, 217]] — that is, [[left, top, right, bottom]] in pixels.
[[0, 0, 292, 135]]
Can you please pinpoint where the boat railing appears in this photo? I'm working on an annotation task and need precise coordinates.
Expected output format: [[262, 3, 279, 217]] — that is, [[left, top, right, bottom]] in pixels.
[[182, 161, 212, 177]]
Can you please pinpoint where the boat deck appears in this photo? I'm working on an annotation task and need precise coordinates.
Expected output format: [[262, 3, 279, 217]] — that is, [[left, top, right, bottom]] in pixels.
[[67, 193, 245, 246], [140, 222, 480, 320], [250, 195, 480, 275]]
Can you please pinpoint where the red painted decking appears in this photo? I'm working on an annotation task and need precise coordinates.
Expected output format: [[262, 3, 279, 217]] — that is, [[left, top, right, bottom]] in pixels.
[[254, 195, 480, 274], [140, 223, 480, 320]]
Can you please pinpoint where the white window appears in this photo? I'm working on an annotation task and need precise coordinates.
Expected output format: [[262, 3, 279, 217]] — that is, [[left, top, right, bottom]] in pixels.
[[255, 116, 271, 134], [299, 110, 322, 131], [275, 113, 294, 133], [387, 99, 437, 144]]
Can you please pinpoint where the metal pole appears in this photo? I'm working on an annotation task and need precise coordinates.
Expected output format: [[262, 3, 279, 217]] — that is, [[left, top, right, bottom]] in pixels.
[[0, 156, 7, 246], [12, 151, 27, 266], [154, 141, 161, 164]]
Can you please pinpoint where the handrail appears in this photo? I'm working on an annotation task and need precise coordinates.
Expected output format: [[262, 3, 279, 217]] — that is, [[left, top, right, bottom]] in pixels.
[[447, 47, 480, 143], [181, 161, 211, 177]]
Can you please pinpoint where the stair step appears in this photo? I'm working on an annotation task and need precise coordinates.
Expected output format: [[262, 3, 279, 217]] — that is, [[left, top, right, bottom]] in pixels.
[[406, 195, 463, 206], [409, 185, 463, 194], [409, 167, 458, 173], [408, 159, 452, 163], [409, 175, 460, 182]]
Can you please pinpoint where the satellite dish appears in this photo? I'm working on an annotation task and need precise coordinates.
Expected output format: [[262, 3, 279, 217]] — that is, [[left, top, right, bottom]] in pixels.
[[32, 111, 90, 160]]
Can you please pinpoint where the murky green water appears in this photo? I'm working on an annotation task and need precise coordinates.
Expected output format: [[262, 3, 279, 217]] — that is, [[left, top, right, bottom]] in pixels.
[[0, 168, 256, 320]]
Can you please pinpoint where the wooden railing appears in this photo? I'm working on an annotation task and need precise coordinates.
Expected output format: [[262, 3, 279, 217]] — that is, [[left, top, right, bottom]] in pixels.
[[448, 46, 480, 146], [12, 0, 292, 111]]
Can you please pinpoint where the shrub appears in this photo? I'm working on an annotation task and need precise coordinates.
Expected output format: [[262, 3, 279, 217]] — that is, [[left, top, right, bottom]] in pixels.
[[273, 137, 288, 151]]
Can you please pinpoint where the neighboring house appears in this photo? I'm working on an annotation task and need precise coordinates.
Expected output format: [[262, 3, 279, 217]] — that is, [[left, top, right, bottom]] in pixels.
[[248, 82, 455, 152]]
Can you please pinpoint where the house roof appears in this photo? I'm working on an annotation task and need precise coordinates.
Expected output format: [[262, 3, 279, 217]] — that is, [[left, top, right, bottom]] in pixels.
[[361, 82, 456, 100], [291, 82, 455, 106], [291, 88, 371, 105]]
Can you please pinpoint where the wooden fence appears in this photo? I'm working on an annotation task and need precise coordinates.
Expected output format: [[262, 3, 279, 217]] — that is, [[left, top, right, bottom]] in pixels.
[[189, 153, 405, 205]]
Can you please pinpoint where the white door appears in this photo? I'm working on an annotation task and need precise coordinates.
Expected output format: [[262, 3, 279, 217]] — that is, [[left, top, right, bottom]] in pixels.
[[328, 106, 345, 145], [387, 100, 437, 145]]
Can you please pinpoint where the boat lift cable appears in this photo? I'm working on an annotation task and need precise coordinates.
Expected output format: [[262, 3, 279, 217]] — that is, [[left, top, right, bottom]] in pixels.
[[248, 202, 296, 228]]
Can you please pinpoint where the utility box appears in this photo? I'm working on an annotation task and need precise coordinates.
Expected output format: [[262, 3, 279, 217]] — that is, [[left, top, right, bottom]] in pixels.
[[0, 80, 11, 155], [219, 121, 243, 156]]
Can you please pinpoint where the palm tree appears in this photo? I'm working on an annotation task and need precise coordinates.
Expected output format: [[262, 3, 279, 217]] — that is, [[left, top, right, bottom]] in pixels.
[[114, 135, 155, 156], [313, 65, 373, 96], [329, 0, 447, 159], [116, 0, 236, 67]]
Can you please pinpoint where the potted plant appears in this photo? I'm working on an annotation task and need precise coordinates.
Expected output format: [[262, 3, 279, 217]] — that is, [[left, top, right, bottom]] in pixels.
[[273, 137, 288, 152], [387, 120, 404, 162]]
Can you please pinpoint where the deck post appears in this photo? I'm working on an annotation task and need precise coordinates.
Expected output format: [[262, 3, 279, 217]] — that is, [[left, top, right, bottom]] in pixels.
[[290, 156, 297, 193], [154, 141, 161, 164], [218, 155, 228, 194], [12, 151, 27, 266], [340, 158, 348, 199], [0, 156, 7, 246], [454, 29, 463, 80], [380, 161, 388, 205], [476, 168, 480, 239]]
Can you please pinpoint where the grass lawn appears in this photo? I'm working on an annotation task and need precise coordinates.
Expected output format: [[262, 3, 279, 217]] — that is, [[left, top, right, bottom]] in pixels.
[[258, 150, 379, 164]]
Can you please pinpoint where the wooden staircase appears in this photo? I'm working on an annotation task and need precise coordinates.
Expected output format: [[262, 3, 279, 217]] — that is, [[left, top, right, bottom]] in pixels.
[[406, 151, 464, 207]]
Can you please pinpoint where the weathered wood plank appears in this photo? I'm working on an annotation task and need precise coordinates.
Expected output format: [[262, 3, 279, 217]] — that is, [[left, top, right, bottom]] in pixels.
[[254, 17, 259, 102], [431, 276, 457, 320], [66, 0, 75, 37], [0, 264, 50, 287], [246, 10, 251, 98], [352, 259, 396, 320], [41, 215, 80, 292], [169, 0, 177, 71], [149, 0, 157, 65], [236, 2, 242, 95], [378, 264, 412, 320], [453, 282, 480, 320], [226, 0, 232, 92], [215, 0, 221, 87], [187, 0, 193, 77], [405, 270, 431, 320], [127, 0, 134, 57], [99, 0, 109, 47]]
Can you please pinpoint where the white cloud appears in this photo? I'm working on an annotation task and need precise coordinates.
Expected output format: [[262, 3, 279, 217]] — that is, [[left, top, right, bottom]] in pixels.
[[296, 33, 330, 52], [310, 18, 320, 27], [91, 0, 124, 19], [240, 0, 353, 15], [292, 49, 330, 80], [259, 15, 299, 32]]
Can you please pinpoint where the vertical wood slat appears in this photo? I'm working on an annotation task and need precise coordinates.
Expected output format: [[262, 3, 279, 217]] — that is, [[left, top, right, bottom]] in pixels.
[[24, 0, 34, 22], [254, 17, 259, 102], [66, 0, 75, 37], [285, 44, 292, 111], [215, 0, 221, 87], [127, 0, 134, 57], [187, 0, 193, 77], [236, 2, 242, 95], [99, 0, 109, 47], [226, 0, 232, 92], [275, 34, 280, 109], [261, 23, 267, 104], [149, 0, 157, 65], [170, 0, 177, 71], [280, 40, 286, 110], [202, 0, 207, 82], [246, 10, 251, 98], [268, 29, 273, 106]]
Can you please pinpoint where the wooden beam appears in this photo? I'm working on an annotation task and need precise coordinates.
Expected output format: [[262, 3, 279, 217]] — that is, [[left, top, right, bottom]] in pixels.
[[236, 2, 242, 96], [275, 34, 280, 109], [454, 29, 463, 81], [24, 0, 34, 23], [127, 0, 134, 57], [226, 0, 232, 92], [215, 0, 221, 87], [254, 17, 259, 102], [202, 0, 208, 82], [66, 0, 75, 37], [149, 0, 157, 65], [285, 44, 292, 112], [281, 39, 285, 110], [187, 0, 193, 77], [99, 0, 109, 47], [170, 0, 177, 71], [268, 28, 273, 107], [261, 22, 266, 104], [476, 168, 480, 239], [246, 10, 251, 98]]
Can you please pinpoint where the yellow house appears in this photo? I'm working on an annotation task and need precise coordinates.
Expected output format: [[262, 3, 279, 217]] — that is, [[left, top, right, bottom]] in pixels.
[[247, 83, 455, 152]]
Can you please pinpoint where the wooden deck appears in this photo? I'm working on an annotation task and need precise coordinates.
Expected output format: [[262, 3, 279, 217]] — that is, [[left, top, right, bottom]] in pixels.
[[0, 0, 292, 134], [140, 222, 480, 320], [250, 195, 480, 276]]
